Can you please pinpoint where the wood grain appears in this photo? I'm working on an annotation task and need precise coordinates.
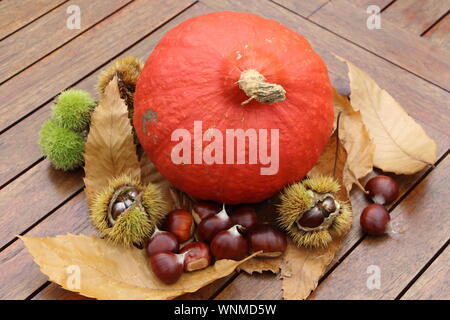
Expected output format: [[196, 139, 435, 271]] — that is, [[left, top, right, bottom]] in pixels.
[[401, 245, 449, 300], [352, 0, 393, 10], [2, 2, 221, 301], [383, 0, 450, 35], [0, 0, 131, 84], [0, 160, 83, 249], [423, 14, 450, 50], [0, 193, 94, 300], [0, 0, 195, 133], [33, 284, 93, 300], [270, 0, 329, 17], [308, 0, 450, 91], [0, 0, 67, 40], [309, 156, 450, 299]]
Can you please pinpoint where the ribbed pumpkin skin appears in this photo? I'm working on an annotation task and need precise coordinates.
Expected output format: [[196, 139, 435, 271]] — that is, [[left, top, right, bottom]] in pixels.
[[134, 11, 333, 204]]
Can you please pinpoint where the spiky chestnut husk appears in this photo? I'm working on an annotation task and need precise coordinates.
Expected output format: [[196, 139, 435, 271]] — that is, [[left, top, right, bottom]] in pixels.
[[277, 176, 352, 248], [52, 89, 96, 132], [38, 119, 85, 170], [97, 56, 143, 114], [90, 175, 167, 247]]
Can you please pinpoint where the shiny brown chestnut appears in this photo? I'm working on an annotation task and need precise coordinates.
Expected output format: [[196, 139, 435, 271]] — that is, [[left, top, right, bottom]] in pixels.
[[210, 225, 248, 260], [230, 206, 258, 231], [192, 201, 221, 224], [149, 251, 185, 284], [165, 209, 194, 243], [365, 175, 399, 205], [180, 241, 211, 272], [198, 205, 232, 242], [360, 204, 391, 235], [146, 228, 179, 256], [297, 206, 324, 228], [247, 224, 287, 258]]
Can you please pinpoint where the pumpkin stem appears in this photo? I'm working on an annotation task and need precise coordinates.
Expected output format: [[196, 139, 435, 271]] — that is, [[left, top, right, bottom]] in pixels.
[[238, 69, 286, 105]]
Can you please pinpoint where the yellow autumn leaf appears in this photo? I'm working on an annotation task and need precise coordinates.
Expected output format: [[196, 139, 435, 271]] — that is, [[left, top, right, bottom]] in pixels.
[[338, 57, 437, 174], [333, 89, 375, 193], [83, 77, 141, 204], [21, 234, 257, 300]]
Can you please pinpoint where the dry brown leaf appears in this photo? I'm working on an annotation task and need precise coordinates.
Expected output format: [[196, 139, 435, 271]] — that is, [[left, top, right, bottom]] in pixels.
[[333, 89, 375, 193], [21, 234, 257, 300], [281, 239, 340, 300], [83, 77, 140, 204], [281, 133, 351, 299], [239, 255, 282, 274], [338, 56, 437, 174]]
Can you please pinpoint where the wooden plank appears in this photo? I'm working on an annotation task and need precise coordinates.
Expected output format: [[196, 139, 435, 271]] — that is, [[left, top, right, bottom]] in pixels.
[[0, 193, 94, 300], [270, 0, 329, 17], [352, 0, 393, 10], [307, 0, 450, 91], [423, 14, 450, 50], [401, 246, 450, 300], [197, 0, 450, 299], [0, 0, 132, 84], [2, 2, 223, 301], [0, 0, 195, 133], [383, 0, 450, 35], [0, 0, 66, 40], [0, 161, 83, 249], [310, 156, 450, 299], [33, 284, 93, 300]]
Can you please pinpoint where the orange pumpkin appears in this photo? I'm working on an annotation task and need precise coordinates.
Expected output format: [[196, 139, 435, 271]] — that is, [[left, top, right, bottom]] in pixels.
[[134, 11, 333, 204]]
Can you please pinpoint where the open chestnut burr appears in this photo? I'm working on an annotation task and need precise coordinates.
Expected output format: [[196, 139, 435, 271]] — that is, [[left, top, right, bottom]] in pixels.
[[247, 224, 287, 258], [210, 225, 248, 260], [180, 241, 212, 272]]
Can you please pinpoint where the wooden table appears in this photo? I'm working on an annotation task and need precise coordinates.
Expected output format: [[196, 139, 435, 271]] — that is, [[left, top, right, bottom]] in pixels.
[[1, 0, 449, 300]]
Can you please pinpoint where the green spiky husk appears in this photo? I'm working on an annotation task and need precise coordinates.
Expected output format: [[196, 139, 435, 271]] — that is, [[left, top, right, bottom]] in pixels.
[[38, 119, 85, 170], [52, 89, 95, 132], [90, 175, 167, 247], [277, 177, 353, 248]]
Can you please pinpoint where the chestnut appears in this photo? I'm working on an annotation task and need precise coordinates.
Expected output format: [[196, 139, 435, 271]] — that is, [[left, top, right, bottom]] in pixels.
[[180, 241, 211, 272], [230, 206, 258, 231], [192, 200, 221, 224], [165, 209, 194, 243], [360, 204, 391, 235], [247, 224, 287, 258], [198, 205, 232, 242], [365, 175, 399, 205], [210, 225, 248, 260], [149, 251, 185, 284], [146, 228, 179, 256], [297, 206, 324, 228]]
